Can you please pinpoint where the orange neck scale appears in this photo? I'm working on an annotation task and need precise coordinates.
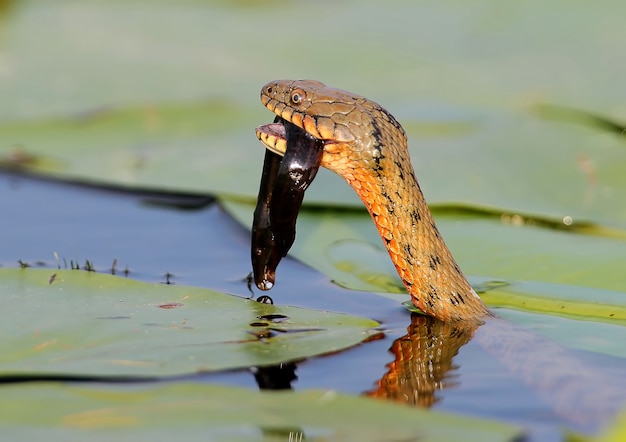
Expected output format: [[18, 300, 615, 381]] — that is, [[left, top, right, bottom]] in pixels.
[[256, 79, 491, 324]]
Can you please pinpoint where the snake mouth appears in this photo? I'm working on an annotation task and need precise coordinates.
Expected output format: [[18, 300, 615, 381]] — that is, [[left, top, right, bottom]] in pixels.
[[256, 116, 292, 157], [256, 116, 328, 157]]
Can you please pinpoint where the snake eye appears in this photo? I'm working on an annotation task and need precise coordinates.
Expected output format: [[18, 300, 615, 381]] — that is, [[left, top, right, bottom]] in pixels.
[[290, 89, 305, 105]]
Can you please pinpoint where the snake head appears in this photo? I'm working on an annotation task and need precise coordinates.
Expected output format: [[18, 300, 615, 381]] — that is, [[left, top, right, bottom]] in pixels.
[[256, 80, 356, 156], [255, 79, 407, 180]]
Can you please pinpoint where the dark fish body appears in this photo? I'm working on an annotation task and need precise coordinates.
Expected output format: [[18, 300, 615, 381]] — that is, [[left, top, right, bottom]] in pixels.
[[251, 120, 324, 290]]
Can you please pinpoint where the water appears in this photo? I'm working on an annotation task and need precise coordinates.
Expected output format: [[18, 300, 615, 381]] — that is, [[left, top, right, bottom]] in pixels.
[[3, 173, 625, 441]]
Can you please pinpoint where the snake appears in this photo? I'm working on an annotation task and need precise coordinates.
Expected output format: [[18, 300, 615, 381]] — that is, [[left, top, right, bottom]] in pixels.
[[253, 79, 491, 324], [250, 80, 626, 425]]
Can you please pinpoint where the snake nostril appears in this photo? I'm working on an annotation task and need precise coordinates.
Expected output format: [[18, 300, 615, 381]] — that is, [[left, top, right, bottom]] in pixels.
[[267, 86, 273, 94]]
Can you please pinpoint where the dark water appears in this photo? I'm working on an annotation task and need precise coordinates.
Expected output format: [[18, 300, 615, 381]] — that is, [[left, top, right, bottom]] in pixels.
[[3, 173, 625, 441]]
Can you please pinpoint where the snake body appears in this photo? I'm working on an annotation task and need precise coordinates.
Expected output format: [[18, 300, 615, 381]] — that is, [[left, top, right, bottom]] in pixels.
[[255, 79, 491, 323]]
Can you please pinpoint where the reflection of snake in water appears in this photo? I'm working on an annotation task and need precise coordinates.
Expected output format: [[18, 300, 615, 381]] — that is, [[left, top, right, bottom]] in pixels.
[[251, 80, 626, 427]]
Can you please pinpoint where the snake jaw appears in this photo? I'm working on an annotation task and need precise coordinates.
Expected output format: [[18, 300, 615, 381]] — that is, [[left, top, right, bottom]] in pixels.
[[256, 116, 330, 153], [256, 121, 287, 156], [256, 117, 344, 170]]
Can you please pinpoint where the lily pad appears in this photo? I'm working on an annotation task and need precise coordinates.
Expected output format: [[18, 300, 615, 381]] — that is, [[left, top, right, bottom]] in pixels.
[[0, 269, 379, 377], [0, 101, 263, 197], [222, 200, 626, 296], [1, 0, 625, 229], [223, 199, 626, 361], [0, 383, 522, 442]]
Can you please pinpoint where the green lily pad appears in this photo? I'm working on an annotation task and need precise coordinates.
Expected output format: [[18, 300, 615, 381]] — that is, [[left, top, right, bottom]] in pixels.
[[490, 307, 626, 360], [222, 200, 626, 296], [475, 280, 626, 325], [222, 199, 626, 360], [0, 383, 522, 442], [0, 101, 264, 198], [0, 269, 379, 377]]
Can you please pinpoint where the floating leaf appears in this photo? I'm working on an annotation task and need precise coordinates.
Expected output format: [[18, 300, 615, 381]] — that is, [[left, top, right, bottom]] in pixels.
[[222, 200, 626, 296], [0, 101, 264, 198], [0, 269, 379, 377], [0, 383, 522, 442]]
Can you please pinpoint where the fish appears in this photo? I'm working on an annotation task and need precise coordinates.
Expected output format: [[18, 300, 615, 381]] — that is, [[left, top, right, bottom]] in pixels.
[[251, 118, 324, 290]]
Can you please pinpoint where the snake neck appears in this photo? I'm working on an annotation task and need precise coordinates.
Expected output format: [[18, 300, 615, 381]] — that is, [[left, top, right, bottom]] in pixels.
[[337, 144, 490, 323]]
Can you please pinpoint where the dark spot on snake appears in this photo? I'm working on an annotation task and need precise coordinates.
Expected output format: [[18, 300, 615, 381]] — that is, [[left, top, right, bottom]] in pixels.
[[410, 209, 421, 224], [458, 294, 466, 304], [450, 292, 466, 306], [428, 284, 441, 300], [375, 105, 404, 133], [449, 293, 460, 306], [382, 191, 395, 213], [393, 160, 405, 180], [430, 221, 440, 238], [372, 149, 385, 167], [403, 243, 414, 259], [370, 123, 386, 174], [428, 254, 442, 270], [408, 170, 419, 186]]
